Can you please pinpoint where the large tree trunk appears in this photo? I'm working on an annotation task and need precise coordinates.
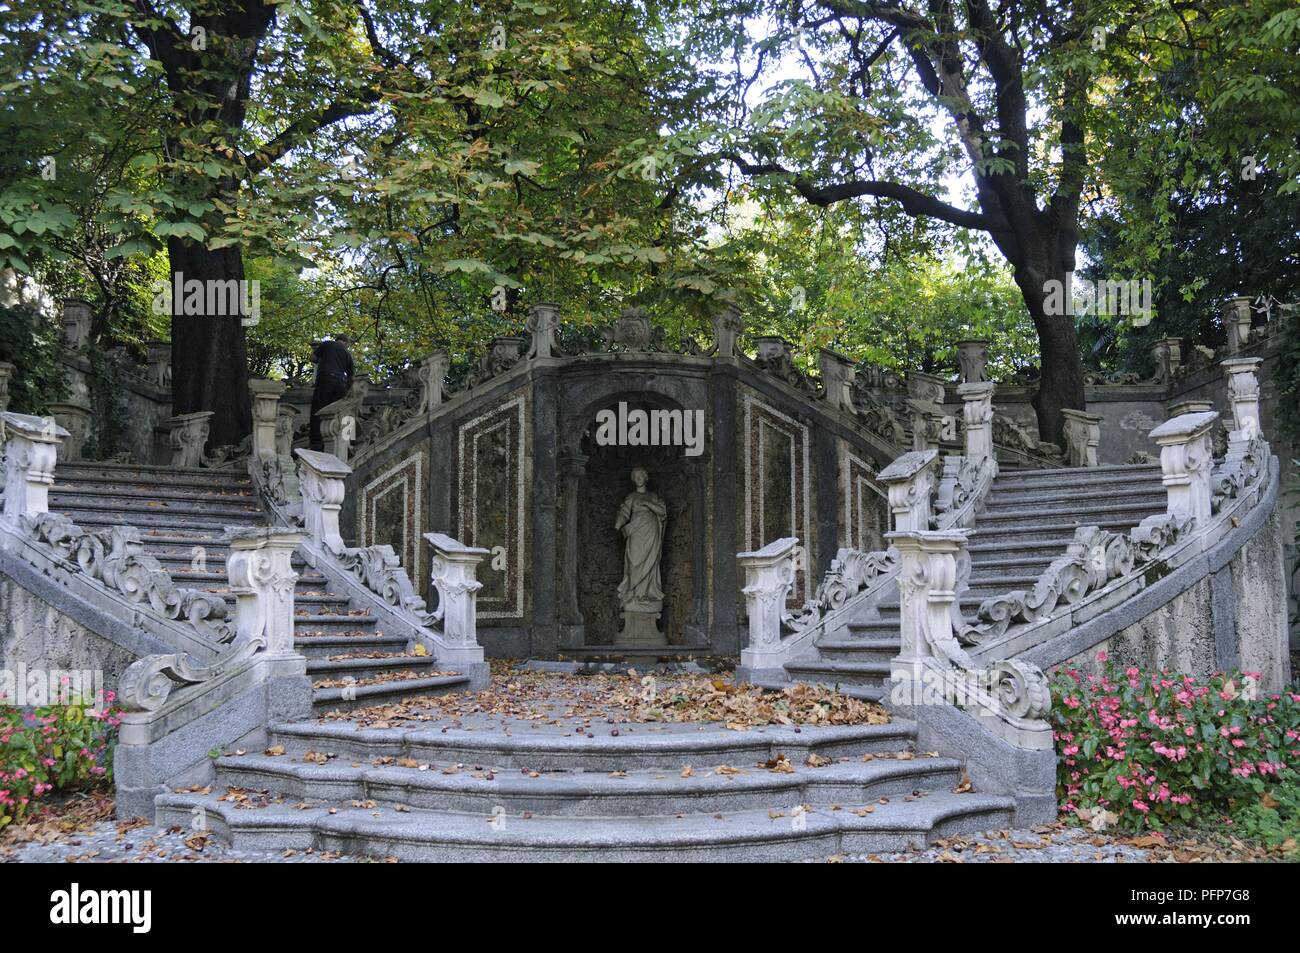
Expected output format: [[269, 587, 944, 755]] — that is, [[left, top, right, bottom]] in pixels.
[[1012, 262, 1087, 448], [168, 239, 252, 449]]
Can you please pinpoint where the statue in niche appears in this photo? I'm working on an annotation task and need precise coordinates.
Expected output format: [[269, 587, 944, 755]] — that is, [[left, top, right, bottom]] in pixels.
[[615, 466, 668, 645]]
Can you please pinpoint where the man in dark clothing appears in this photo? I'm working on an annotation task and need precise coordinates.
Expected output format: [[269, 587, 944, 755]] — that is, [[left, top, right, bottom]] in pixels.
[[309, 333, 355, 451]]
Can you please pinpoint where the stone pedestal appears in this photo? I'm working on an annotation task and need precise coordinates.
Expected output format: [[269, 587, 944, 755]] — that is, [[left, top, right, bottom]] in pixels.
[[1, 412, 68, 523], [955, 340, 989, 384], [617, 610, 666, 646], [163, 411, 212, 468], [226, 528, 305, 659], [295, 448, 351, 553], [818, 348, 856, 415], [1223, 296, 1254, 353], [249, 378, 285, 464], [1061, 408, 1103, 468], [526, 303, 561, 359], [1149, 410, 1219, 524], [0, 361, 15, 413], [879, 449, 938, 533]]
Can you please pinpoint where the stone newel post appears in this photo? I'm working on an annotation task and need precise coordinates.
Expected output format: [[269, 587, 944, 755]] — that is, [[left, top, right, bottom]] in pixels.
[[424, 532, 489, 645], [1222, 357, 1263, 440], [317, 400, 356, 464], [526, 303, 561, 359], [878, 449, 938, 532], [1061, 408, 1103, 468], [249, 378, 285, 464], [886, 529, 968, 687], [226, 528, 304, 660], [957, 381, 995, 469], [163, 411, 212, 468], [818, 348, 857, 415], [1223, 296, 1254, 353], [1, 412, 68, 523], [737, 537, 798, 670], [1148, 410, 1219, 523], [295, 449, 351, 553]]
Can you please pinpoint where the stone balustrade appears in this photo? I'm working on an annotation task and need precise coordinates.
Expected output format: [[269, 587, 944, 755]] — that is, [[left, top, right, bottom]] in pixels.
[[1149, 410, 1219, 523], [1, 411, 68, 523], [736, 537, 799, 674]]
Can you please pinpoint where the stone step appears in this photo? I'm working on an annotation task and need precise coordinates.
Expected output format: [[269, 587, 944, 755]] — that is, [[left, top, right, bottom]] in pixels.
[[985, 485, 1165, 507], [268, 721, 916, 772], [966, 538, 1072, 557], [783, 660, 890, 689], [49, 492, 264, 520], [969, 517, 1146, 545], [813, 638, 899, 662], [55, 509, 263, 532], [990, 464, 1161, 489], [208, 751, 965, 817], [311, 674, 471, 713], [54, 463, 253, 492], [167, 568, 327, 591], [308, 655, 439, 681], [975, 502, 1165, 526], [51, 481, 259, 506], [153, 787, 1015, 862], [965, 552, 1065, 573], [295, 634, 411, 659]]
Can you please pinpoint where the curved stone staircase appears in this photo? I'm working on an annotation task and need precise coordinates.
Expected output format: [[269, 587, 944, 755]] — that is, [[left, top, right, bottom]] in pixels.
[[783, 462, 1166, 697], [153, 717, 1014, 861], [49, 462, 470, 711]]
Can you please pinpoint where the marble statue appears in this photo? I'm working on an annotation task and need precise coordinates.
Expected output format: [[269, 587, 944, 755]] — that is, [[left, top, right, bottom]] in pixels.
[[615, 467, 667, 644]]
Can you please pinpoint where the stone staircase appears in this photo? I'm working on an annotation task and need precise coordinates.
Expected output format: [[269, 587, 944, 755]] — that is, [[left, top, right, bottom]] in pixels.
[[153, 716, 1015, 861], [784, 462, 1166, 698], [50, 462, 471, 711]]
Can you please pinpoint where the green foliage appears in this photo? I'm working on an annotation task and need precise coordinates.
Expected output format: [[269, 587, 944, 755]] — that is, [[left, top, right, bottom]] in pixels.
[[0, 302, 66, 414], [1051, 655, 1300, 834]]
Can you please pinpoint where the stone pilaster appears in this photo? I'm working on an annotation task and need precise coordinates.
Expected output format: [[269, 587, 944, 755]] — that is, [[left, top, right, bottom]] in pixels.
[[737, 536, 798, 671], [955, 340, 989, 384], [526, 303, 561, 359], [1, 412, 68, 523], [47, 401, 92, 462], [878, 449, 938, 532], [145, 341, 172, 388], [1223, 295, 1254, 353], [817, 348, 856, 415], [957, 381, 995, 470], [0, 361, 15, 412], [226, 528, 304, 660], [424, 532, 489, 645], [1222, 357, 1263, 440], [294, 449, 351, 554], [163, 411, 212, 468], [1149, 410, 1219, 523], [249, 378, 285, 464], [710, 303, 744, 359], [61, 300, 92, 350], [1061, 408, 1103, 468]]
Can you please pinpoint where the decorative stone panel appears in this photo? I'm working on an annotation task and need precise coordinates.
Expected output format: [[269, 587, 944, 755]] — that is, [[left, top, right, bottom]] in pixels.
[[842, 449, 886, 553], [740, 391, 812, 604], [359, 447, 427, 590], [456, 395, 528, 619]]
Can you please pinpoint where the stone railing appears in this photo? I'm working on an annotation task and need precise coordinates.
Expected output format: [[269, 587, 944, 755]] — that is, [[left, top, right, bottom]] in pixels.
[[294, 448, 488, 685], [0, 412, 232, 658], [738, 381, 1000, 682], [951, 361, 1274, 667], [113, 527, 312, 818]]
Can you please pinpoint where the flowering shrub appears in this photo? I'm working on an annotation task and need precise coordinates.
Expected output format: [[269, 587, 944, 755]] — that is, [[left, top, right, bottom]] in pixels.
[[1051, 653, 1300, 832], [0, 691, 121, 832]]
